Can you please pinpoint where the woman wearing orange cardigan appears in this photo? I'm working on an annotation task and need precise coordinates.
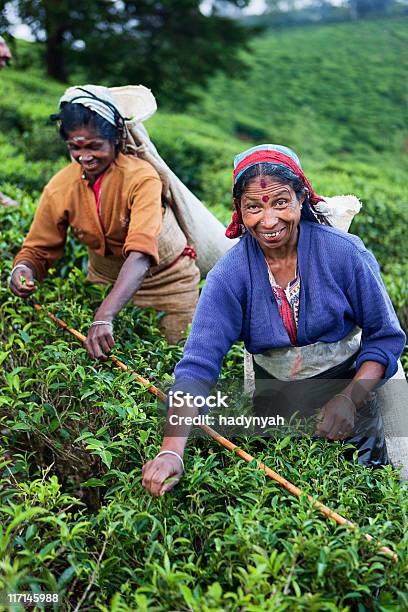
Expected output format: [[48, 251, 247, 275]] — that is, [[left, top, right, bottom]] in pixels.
[[10, 86, 200, 357]]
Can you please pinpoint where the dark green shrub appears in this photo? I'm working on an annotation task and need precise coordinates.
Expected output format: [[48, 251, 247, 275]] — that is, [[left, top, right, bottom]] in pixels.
[[20, 123, 67, 163]]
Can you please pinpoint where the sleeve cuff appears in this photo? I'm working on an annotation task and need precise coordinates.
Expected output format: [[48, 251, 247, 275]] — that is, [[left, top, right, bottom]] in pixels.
[[123, 232, 159, 265], [13, 254, 46, 281], [355, 349, 398, 381]]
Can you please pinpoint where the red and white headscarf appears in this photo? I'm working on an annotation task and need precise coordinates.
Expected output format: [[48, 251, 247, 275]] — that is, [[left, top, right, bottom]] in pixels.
[[226, 144, 324, 239]]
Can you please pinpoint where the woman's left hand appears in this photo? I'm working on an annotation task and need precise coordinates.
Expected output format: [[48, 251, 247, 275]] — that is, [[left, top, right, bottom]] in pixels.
[[316, 394, 356, 440], [84, 323, 115, 361]]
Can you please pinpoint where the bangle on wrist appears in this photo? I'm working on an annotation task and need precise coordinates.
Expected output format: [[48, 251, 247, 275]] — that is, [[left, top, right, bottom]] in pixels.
[[89, 320, 113, 329], [10, 263, 31, 277], [155, 450, 184, 472], [335, 393, 356, 411]]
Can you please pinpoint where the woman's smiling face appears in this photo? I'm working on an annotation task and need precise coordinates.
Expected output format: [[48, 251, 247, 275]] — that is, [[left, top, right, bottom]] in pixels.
[[240, 176, 304, 254], [66, 126, 116, 179]]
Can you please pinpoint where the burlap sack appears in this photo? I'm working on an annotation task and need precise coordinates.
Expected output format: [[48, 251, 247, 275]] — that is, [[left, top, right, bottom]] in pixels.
[[107, 85, 235, 276], [122, 121, 237, 277]]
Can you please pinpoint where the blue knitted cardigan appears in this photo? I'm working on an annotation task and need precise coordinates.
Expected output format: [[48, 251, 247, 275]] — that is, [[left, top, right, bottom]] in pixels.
[[172, 220, 405, 396]]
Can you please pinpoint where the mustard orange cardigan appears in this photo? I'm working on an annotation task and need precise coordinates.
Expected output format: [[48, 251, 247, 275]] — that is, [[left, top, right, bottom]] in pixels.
[[14, 153, 163, 280]]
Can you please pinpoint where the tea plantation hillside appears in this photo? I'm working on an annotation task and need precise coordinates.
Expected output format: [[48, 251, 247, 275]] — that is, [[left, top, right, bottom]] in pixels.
[[191, 17, 408, 161], [0, 17, 407, 610]]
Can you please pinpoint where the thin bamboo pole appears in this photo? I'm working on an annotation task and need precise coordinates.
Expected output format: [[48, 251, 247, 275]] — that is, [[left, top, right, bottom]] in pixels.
[[33, 303, 403, 566], [33, 304, 164, 400]]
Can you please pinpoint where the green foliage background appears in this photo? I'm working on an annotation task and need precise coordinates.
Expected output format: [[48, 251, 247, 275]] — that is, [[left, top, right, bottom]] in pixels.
[[0, 17, 407, 610]]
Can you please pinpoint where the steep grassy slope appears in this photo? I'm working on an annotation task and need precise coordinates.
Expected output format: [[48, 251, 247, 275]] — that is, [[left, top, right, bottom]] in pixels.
[[192, 18, 408, 161]]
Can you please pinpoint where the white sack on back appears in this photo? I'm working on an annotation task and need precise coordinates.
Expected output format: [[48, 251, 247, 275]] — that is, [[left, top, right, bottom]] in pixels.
[[110, 85, 237, 277], [314, 195, 362, 232]]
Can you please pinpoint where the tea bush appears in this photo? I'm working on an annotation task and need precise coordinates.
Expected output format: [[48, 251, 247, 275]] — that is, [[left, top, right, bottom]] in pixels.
[[1, 155, 408, 612], [1, 17, 407, 609], [0, 281, 407, 610]]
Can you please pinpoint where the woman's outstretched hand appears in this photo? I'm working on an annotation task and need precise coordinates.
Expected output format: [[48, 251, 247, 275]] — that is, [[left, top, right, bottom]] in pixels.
[[83, 251, 150, 361], [84, 322, 115, 361], [9, 264, 37, 298], [316, 393, 356, 440], [142, 453, 184, 497]]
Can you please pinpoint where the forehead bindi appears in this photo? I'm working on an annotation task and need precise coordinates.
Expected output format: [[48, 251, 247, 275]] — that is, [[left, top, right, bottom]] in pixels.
[[243, 182, 292, 201]]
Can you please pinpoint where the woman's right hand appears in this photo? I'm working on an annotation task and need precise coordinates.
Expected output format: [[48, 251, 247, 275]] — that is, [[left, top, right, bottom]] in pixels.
[[9, 265, 37, 298], [142, 453, 184, 497]]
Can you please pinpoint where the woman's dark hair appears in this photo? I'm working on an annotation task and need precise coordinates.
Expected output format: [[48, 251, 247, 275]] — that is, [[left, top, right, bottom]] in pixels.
[[233, 163, 330, 226], [50, 103, 122, 153]]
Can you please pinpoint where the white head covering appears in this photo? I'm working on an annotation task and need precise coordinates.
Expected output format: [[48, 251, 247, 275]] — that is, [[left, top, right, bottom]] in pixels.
[[59, 85, 124, 126]]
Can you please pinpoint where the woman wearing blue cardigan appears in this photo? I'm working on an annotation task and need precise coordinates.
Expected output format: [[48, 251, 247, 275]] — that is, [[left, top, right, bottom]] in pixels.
[[142, 145, 405, 497]]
